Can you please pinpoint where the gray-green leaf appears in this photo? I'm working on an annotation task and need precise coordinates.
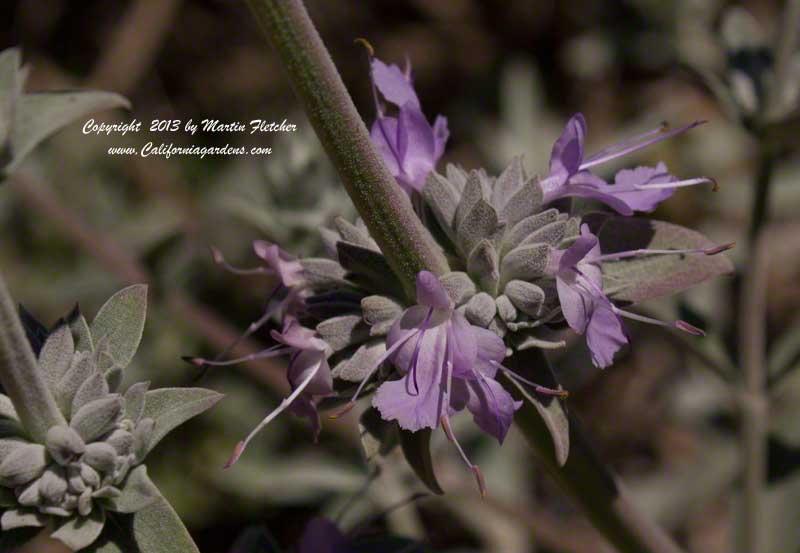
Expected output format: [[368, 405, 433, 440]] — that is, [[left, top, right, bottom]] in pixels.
[[90, 284, 148, 372], [39, 323, 75, 393], [583, 213, 734, 304], [9, 90, 129, 173], [104, 465, 159, 514], [51, 509, 106, 551], [140, 388, 223, 455]]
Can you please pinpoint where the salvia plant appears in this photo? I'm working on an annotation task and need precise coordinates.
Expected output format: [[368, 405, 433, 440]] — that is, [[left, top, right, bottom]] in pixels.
[[197, 37, 733, 501], [0, 284, 221, 552]]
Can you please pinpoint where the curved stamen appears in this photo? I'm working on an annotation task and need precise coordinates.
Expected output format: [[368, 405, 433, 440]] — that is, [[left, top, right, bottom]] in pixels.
[[579, 120, 706, 171], [183, 345, 292, 367], [598, 242, 735, 262], [211, 246, 272, 276], [633, 176, 717, 191], [328, 328, 422, 419], [440, 414, 486, 497], [583, 121, 669, 164], [490, 361, 569, 398], [613, 307, 705, 336], [571, 266, 704, 336], [225, 355, 324, 468]]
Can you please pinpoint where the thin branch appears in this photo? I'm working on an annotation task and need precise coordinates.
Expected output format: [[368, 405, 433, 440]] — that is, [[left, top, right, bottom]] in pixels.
[[245, 0, 450, 298], [738, 225, 771, 553]]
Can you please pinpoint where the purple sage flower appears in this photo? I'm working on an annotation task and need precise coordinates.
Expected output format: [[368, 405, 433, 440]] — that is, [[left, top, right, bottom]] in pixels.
[[211, 240, 308, 327], [189, 316, 332, 467], [546, 224, 731, 368], [333, 271, 564, 494], [369, 57, 449, 194], [540, 113, 716, 215]]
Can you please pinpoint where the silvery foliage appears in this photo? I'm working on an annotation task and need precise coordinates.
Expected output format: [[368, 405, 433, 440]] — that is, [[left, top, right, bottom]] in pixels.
[[0, 47, 129, 176], [0, 285, 221, 552]]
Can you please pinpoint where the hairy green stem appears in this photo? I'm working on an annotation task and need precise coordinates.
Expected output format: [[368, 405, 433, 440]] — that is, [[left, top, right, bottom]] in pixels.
[[0, 271, 66, 442], [509, 349, 686, 553], [245, 0, 449, 297]]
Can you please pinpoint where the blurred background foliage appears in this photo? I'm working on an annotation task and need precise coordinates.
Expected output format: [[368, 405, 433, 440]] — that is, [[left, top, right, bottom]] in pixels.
[[2, 0, 800, 552]]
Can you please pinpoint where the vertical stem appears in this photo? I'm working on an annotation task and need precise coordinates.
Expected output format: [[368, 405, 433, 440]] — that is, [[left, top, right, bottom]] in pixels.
[[244, 0, 449, 298], [738, 148, 773, 553], [0, 271, 66, 443], [747, 151, 775, 247]]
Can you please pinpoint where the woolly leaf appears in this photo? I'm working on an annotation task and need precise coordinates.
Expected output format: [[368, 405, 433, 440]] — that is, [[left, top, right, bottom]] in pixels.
[[0, 437, 27, 460], [333, 217, 377, 250], [123, 381, 150, 424], [8, 90, 130, 173], [499, 179, 543, 229], [140, 388, 223, 455], [500, 243, 551, 285], [467, 240, 500, 295], [519, 219, 568, 248], [51, 509, 106, 551], [454, 171, 485, 230], [299, 258, 351, 290], [56, 351, 96, 416], [128, 495, 201, 553], [583, 214, 734, 304], [45, 425, 85, 466], [38, 322, 75, 393], [457, 199, 500, 256], [104, 465, 158, 514], [72, 371, 110, 416], [0, 394, 19, 421], [439, 272, 476, 306], [361, 295, 403, 336], [422, 172, 459, 241], [90, 284, 148, 372], [502, 209, 561, 255], [400, 428, 443, 495], [68, 304, 94, 353], [0, 509, 46, 531], [465, 293, 496, 328], [0, 443, 47, 487], [332, 340, 386, 382], [491, 156, 526, 209], [504, 280, 546, 318], [316, 315, 370, 352], [70, 396, 123, 443]]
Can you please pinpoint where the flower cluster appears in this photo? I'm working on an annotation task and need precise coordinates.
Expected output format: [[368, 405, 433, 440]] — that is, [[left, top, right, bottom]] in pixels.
[[204, 55, 732, 494]]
